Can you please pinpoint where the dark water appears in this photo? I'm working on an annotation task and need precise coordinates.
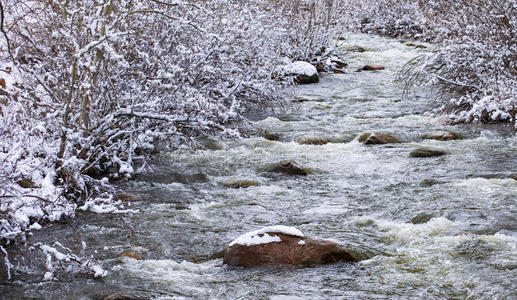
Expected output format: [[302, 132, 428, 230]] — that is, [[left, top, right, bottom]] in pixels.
[[1, 33, 516, 300]]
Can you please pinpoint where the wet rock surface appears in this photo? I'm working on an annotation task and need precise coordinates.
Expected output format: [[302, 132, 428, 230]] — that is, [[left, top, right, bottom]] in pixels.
[[264, 160, 308, 176], [422, 131, 460, 141], [224, 233, 358, 267], [295, 136, 330, 145], [359, 132, 402, 145], [361, 64, 385, 71], [409, 147, 448, 157]]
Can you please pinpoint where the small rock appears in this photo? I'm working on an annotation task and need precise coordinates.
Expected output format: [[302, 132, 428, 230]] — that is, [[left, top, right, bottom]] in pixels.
[[16, 177, 37, 189], [296, 136, 330, 145], [410, 213, 434, 224], [115, 193, 143, 202], [361, 64, 385, 71], [197, 136, 224, 150], [223, 180, 260, 189], [330, 57, 347, 69], [119, 251, 144, 260], [406, 42, 427, 49], [224, 231, 357, 267], [263, 132, 281, 141], [359, 133, 402, 145], [264, 160, 308, 176], [409, 147, 448, 157], [292, 97, 325, 103], [276, 114, 309, 122], [343, 45, 366, 52], [422, 131, 459, 141]]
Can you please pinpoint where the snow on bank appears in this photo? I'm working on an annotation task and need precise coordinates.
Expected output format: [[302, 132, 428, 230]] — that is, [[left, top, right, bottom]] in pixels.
[[229, 225, 304, 247]]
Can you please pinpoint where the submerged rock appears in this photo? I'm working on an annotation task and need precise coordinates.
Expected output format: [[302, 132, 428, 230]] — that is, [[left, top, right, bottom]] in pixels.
[[343, 45, 367, 53], [115, 193, 143, 202], [295, 136, 330, 145], [422, 131, 459, 141], [224, 226, 357, 267], [223, 179, 260, 189], [359, 132, 402, 145], [264, 160, 308, 176], [197, 136, 224, 150], [281, 61, 319, 84], [410, 213, 434, 224], [361, 64, 385, 71], [409, 147, 448, 157], [263, 132, 281, 141]]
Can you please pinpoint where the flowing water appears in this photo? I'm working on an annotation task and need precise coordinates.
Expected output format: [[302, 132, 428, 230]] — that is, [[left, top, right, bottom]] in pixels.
[[2, 33, 517, 299]]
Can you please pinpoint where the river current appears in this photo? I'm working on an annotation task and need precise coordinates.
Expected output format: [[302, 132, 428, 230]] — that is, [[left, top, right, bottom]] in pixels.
[[2, 33, 516, 299]]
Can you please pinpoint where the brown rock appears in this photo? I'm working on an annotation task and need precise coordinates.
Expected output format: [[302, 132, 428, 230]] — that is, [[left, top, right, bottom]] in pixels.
[[119, 251, 143, 260], [223, 179, 260, 189], [409, 147, 448, 157], [343, 45, 366, 52], [224, 233, 357, 267], [359, 133, 402, 145], [115, 193, 143, 202], [263, 132, 281, 141], [422, 131, 459, 141], [264, 160, 308, 176], [361, 64, 385, 71], [16, 177, 37, 189], [296, 136, 330, 145]]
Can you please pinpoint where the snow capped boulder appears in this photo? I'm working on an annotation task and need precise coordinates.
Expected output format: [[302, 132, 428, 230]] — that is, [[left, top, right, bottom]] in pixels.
[[224, 226, 357, 267], [281, 61, 319, 84], [359, 132, 402, 145]]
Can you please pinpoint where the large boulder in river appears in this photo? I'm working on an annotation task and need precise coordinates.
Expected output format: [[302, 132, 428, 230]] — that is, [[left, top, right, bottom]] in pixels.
[[359, 132, 402, 145], [264, 160, 308, 176], [409, 147, 448, 158], [422, 131, 459, 141], [281, 61, 319, 84], [224, 226, 357, 267]]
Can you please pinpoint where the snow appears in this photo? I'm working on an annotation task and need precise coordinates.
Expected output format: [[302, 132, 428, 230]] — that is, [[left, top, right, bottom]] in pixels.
[[229, 225, 304, 247], [281, 61, 317, 76], [92, 265, 108, 278], [298, 240, 306, 245]]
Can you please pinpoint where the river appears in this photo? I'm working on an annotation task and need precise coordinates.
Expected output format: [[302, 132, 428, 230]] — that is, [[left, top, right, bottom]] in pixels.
[[2, 33, 516, 299]]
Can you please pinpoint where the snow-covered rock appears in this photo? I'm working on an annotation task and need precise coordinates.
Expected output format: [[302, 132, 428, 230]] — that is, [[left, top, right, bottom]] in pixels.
[[224, 226, 358, 267], [281, 61, 319, 84]]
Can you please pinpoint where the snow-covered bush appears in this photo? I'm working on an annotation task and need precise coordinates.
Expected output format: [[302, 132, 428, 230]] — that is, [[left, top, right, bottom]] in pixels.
[[337, 0, 517, 126], [0, 0, 341, 279], [398, 0, 517, 124], [336, 0, 427, 39]]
